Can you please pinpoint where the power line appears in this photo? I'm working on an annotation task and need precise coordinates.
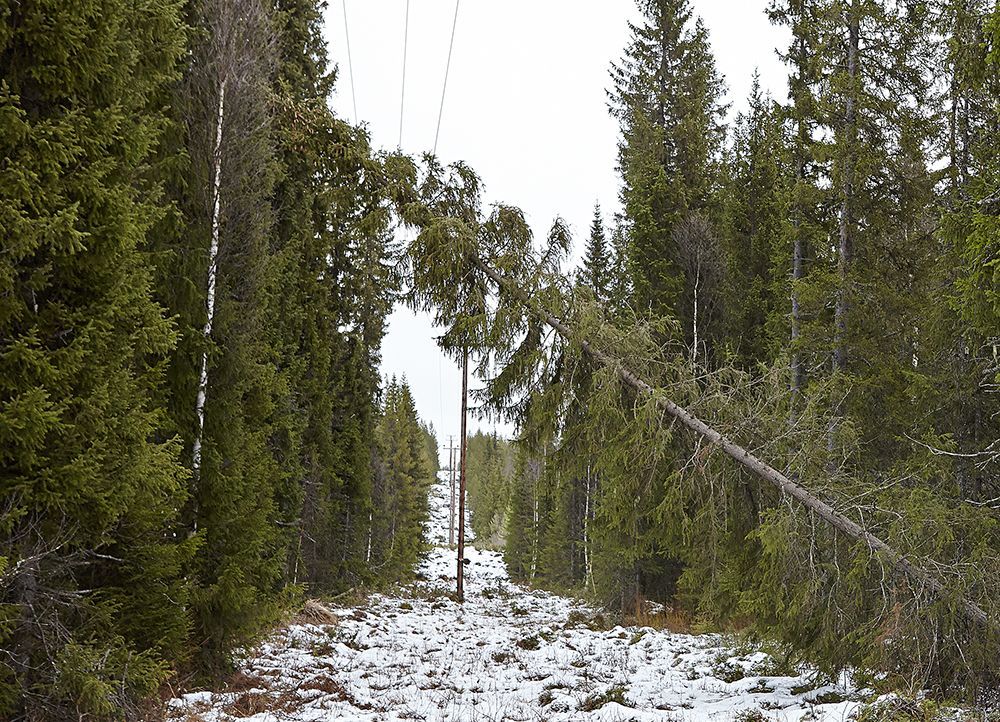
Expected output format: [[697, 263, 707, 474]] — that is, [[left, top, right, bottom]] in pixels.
[[433, 0, 461, 156], [399, 0, 410, 149], [342, 0, 358, 125]]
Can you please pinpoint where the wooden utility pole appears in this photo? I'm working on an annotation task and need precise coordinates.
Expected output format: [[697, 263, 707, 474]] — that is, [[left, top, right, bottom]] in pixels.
[[448, 436, 456, 548], [456, 348, 469, 602]]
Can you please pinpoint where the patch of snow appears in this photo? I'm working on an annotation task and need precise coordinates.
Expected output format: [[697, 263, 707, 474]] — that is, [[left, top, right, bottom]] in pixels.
[[168, 474, 863, 721]]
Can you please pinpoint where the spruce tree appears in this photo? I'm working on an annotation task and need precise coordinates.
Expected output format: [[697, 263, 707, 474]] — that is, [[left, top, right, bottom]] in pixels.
[[466, 432, 513, 547], [582, 203, 613, 305], [940, 2, 1000, 502], [821, 0, 939, 465], [771, 0, 941, 467], [768, 0, 829, 411], [154, 0, 290, 673], [610, 0, 726, 347], [269, 0, 348, 590], [719, 75, 788, 368], [504, 451, 543, 581], [371, 378, 432, 580], [0, 0, 189, 715]]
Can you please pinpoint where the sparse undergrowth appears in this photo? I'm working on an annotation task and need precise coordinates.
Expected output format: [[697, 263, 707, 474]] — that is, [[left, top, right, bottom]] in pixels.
[[578, 685, 631, 712]]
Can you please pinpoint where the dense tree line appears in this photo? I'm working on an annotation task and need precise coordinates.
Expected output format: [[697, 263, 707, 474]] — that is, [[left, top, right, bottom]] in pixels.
[[449, 0, 1000, 701], [463, 431, 514, 548], [0, 0, 435, 717], [371, 378, 437, 580]]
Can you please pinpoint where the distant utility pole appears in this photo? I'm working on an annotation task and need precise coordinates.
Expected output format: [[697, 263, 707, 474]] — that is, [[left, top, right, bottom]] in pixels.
[[448, 435, 457, 549], [456, 347, 469, 603]]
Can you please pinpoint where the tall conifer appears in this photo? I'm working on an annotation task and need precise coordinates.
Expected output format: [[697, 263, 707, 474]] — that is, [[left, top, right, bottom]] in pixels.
[[610, 0, 726, 344], [0, 0, 189, 714], [720, 76, 788, 367], [582, 203, 613, 305]]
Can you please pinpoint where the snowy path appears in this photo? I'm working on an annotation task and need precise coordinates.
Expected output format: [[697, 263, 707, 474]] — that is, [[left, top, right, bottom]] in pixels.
[[168, 475, 863, 721]]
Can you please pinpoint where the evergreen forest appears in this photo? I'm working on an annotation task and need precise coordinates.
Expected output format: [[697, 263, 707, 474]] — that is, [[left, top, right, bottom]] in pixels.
[[4, 0, 1000, 718]]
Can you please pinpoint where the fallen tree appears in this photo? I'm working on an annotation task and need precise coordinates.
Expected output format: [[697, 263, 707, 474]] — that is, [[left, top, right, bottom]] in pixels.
[[468, 252, 995, 632], [400, 158, 999, 696]]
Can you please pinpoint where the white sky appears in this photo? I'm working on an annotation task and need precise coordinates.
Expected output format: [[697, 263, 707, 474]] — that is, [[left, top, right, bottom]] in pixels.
[[321, 1, 790, 450]]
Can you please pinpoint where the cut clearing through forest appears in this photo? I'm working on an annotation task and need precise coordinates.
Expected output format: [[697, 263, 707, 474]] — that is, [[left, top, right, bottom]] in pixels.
[[167, 474, 878, 721]]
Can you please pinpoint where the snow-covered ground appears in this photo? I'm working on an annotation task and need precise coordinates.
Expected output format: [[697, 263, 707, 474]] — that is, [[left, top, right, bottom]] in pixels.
[[168, 474, 865, 721]]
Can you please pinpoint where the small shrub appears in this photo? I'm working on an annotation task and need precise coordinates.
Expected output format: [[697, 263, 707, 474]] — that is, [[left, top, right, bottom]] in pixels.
[[578, 685, 630, 712], [792, 674, 832, 696], [310, 640, 336, 656], [564, 609, 620, 631], [749, 653, 798, 678], [731, 708, 767, 722], [711, 660, 746, 683], [222, 691, 298, 717], [812, 690, 846, 705], [628, 605, 693, 633], [852, 696, 958, 722], [517, 635, 541, 651], [748, 679, 774, 694], [301, 675, 346, 695], [294, 599, 339, 626]]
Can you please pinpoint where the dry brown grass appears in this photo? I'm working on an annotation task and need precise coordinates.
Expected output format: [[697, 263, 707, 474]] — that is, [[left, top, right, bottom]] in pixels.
[[301, 674, 346, 695], [626, 597, 695, 634], [221, 690, 300, 718], [223, 670, 266, 693], [293, 598, 340, 626]]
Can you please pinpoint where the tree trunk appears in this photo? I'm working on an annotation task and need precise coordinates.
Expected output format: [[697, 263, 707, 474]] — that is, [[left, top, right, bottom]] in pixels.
[[449, 443, 456, 548], [692, 256, 700, 364], [834, 4, 858, 375], [188, 77, 227, 538], [191, 77, 226, 484], [584, 463, 594, 592], [790, 34, 807, 421]]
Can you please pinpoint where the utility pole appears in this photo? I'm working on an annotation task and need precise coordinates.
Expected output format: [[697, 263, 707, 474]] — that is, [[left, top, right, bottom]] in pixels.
[[448, 435, 456, 549], [456, 347, 469, 602]]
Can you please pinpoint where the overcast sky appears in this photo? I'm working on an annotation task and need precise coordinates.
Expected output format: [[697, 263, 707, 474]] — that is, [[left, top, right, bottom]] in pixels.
[[321, 1, 790, 451]]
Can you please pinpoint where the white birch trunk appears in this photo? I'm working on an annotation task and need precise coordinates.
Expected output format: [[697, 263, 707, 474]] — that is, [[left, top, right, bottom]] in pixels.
[[366, 511, 373, 563], [191, 78, 227, 485], [692, 257, 701, 364]]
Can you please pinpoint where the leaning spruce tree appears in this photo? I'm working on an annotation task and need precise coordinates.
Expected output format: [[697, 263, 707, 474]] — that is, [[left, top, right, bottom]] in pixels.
[[0, 0, 190, 716]]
